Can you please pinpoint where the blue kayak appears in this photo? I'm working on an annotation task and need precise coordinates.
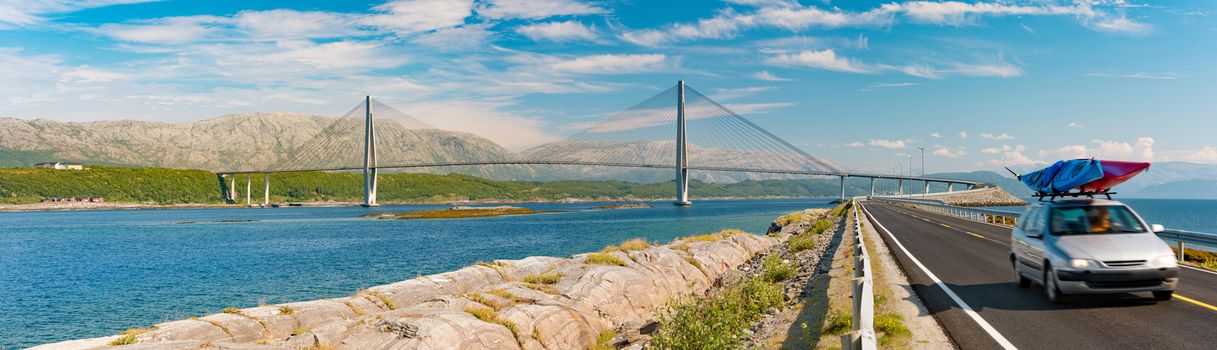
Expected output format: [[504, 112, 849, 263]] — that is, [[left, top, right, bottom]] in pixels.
[[1018, 159, 1105, 194]]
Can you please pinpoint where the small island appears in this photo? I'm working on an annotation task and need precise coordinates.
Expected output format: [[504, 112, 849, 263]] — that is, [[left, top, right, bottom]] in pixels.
[[362, 206, 557, 220], [591, 203, 653, 209]]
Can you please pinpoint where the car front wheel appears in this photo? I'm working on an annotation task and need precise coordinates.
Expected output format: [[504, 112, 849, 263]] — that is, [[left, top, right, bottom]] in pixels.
[[1045, 266, 1065, 304]]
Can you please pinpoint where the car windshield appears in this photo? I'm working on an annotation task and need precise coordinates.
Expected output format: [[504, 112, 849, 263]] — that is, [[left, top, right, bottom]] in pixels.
[[1050, 206, 1146, 235]]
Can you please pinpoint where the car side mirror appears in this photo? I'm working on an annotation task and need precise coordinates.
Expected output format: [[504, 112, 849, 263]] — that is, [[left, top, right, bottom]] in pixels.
[[1151, 224, 1165, 233], [1026, 232, 1043, 239]]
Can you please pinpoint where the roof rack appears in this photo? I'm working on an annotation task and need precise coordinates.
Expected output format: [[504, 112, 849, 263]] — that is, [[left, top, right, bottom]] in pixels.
[[1032, 190, 1115, 201]]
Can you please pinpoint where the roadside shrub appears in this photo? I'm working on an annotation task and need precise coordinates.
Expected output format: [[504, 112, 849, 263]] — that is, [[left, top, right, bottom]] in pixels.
[[875, 312, 910, 341], [109, 335, 137, 346], [585, 252, 626, 266], [821, 312, 852, 336], [649, 275, 783, 349], [808, 219, 834, 235], [788, 236, 817, 253], [523, 271, 564, 285], [761, 255, 794, 283]]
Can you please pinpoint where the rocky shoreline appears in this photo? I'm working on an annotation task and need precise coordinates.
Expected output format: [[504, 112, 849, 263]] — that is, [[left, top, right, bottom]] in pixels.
[[32, 231, 784, 349]]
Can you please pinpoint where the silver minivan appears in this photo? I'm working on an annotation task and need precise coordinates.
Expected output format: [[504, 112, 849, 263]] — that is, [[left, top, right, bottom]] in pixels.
[[1010, 199, 1179, 303]]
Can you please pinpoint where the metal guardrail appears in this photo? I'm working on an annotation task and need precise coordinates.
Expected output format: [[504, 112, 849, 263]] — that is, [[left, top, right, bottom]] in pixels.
[[873, 198, 1217, 262], [843, 201, 878, 350]]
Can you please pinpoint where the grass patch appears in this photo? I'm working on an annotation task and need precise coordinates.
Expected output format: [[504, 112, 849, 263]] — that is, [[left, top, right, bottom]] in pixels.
[[467, 293, 508, 311], [682, 255, 702, 269], [278, 306, 294, 315], [788, 235, 817, 253], [649, 275, 784, 349], [591, 330, 618, 350], [290, 326, 309, 336], [120, 328, 153, 336], [830, 202, 852, 217], [464, 308, 523, 347], [821, 312, 852, 336], [522, 271, 564, 285], [875, 312, 910, 345], [619, 238, 650, 251], [671, 243, 690, 252], [360, 290, 397, 310], [222, 308, 241, 314], [585, 252, 626, 266], [488, 288, 527, 303], [476, 260, 512, 269], [522, 282, 559, 295], [807, 219, 834, 235], [780, 211, 806, 225], [679, 229, 743, 244], [109, 334, 137, 346], [761, 255, 794, 283]]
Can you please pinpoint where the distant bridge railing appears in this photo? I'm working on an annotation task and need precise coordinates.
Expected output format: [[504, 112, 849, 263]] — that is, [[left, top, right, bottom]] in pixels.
[[871, 197, 1217, 262]]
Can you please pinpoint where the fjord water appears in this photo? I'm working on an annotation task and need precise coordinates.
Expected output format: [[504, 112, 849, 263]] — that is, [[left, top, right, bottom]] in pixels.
[[0, 199, 832, 349]]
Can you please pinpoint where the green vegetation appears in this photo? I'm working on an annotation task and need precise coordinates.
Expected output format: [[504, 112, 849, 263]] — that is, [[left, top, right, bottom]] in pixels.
[[761, 255, 794, 283], [821, 312, 852, 336], [522, 271, 564, 285], [290, 326, 310, 336], [476, 261, 512, 269], [788, 235, 817, 253], [467, 293, 508, 311], [464, 308, 523, 347], [278, 306, 294, 315], [364, 206, 541, 219], [222, 308, 241, 314], [650, 250, 790, 349], [109, 334, 138, 346], [0, 166, 881, 205], [585, 252, 627, 266], [591, 330, 619, 350], [650, 274, 785, 349], [807, 219, 835, 235], [875, 312, 910, 346], [603, 238, 650, 252], [360, 290, 397, 310]]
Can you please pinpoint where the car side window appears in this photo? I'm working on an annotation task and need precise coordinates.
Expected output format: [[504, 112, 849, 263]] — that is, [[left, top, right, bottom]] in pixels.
[[1023, 209, 1044, 235], [1019, 208, 1038, 230]]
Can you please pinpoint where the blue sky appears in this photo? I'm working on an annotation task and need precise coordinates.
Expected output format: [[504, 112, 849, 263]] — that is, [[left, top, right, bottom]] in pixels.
[[1, 0, 1214, 173]]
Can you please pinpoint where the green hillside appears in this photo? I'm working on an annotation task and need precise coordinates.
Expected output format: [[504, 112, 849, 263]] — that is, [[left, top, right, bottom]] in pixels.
[[0, 166, 1013, 205]]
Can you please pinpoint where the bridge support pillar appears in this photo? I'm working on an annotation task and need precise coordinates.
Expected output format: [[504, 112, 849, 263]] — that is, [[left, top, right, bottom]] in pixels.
[[869, 178, 875, 197], [898, 180, 904, 195], [263, 173, 270, 207], [229, 175, 237, 203], [839, 176, 846, 200], [362, 96, 379, 207], [673, 80, 691, 206], [245, 174, 251, 207], [946, 183, 954, 192], [923, 181, 929, 196]]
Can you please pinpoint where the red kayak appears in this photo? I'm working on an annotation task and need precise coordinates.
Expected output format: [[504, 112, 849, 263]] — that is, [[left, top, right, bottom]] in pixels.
[[1079, 160, 1151, 193]]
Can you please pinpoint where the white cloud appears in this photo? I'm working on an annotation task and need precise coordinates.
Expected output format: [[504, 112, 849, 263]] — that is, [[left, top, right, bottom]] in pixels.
[[96, 16, 222, 44], [983, 144, 1036, 167], [933, 147, 966, 158], [476, 0, 607, 19], [1167, 147, 1217, 163], [930, 132, 942, 138], [1066, 122, 1083, 128], [1037, 137, 1155, 161], [752, 70, 792, 81], [363, 0, 473, 34], [753, 5, 892, 30], [869, 139, 906, 149], [980, 133, 1014, 140], [234, 10, 363, 39], [958, 131, 968, 138], [765, 49, 871, 73], [0, 0, 157, 28], [621, 11, 751, 47], [412, 24, 496, 50], [723, 102, 794, 114], [408, 99, 559, 150], [713, 86, 776, 100], [548, 54, 670, 74], [1086, 14, 1151, 35], [860, 82, 919, 91], [847, 141, 866, 148], [516, 21, 598, 42], [888, 1, 1090, 25], [1085, 71, 1179, 80]]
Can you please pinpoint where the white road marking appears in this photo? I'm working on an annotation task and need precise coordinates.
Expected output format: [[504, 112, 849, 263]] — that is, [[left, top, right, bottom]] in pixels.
[[861, 203, 1018, 350]]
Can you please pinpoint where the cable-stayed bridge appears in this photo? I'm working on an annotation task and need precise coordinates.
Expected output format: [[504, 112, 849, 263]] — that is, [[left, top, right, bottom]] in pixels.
[[215, 81, 986, 207]]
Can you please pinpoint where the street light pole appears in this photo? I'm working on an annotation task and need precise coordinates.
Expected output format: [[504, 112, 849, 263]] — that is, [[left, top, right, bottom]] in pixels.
[[918, 147, 925, 197]]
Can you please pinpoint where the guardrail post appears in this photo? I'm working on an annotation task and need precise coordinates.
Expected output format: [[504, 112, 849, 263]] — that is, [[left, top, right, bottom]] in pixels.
[[1178, 241, 1186, 261]]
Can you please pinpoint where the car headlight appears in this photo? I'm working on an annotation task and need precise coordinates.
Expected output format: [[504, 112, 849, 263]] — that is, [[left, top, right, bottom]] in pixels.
[[1151, 255, 1178, 268], [1070, 258, 1096, 268]]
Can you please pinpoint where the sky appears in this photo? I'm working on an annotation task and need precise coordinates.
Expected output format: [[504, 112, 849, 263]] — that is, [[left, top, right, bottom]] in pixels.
[[1, 0, 1214, 174]]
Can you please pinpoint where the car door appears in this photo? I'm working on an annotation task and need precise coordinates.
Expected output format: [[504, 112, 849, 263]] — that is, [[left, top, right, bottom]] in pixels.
[[1021, 208, 1049, 276]]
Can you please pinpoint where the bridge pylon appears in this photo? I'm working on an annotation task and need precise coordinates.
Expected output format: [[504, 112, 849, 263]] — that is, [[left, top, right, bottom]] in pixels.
[[674, 81, 691, 206], [362, 96, 379, 207]]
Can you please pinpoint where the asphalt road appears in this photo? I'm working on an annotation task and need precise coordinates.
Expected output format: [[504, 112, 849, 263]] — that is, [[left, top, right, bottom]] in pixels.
[[859, 202, 1217, 350]]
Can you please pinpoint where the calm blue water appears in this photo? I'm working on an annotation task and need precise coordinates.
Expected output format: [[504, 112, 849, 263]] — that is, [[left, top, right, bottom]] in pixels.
[[0, 199, 833, 349]]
